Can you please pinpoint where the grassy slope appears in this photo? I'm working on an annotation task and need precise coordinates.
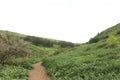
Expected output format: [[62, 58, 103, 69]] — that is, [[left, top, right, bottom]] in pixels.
[[90, 23, 120, 42], [0, 30, 73, 80], [0, 44, 58, 80], [1, 23, 120, 80], [42, 23, 120, 80], [0, 30, 62, 80]]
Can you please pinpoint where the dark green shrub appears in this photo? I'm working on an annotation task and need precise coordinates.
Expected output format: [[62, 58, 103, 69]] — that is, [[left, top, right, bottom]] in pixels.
[[89, 32, 109, 43], [89, 37, 99, 43], [116, 31, 120, 35], [58, 41, 75, 48], [24, 36, 53, 47]]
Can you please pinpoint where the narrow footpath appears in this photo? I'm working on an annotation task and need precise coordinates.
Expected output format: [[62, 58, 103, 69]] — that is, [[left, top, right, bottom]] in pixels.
[[28, 62, 50, 80]]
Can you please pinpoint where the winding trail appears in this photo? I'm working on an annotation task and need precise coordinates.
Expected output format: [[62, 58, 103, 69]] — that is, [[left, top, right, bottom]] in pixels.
[[28, 62, 50, 80]]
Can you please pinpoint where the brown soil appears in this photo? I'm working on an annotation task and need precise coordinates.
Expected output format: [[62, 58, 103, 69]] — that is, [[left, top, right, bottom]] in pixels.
[[28, 62, 50, 80]]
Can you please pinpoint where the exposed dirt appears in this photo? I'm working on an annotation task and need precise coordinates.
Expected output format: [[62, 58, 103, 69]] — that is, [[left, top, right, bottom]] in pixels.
[[28, 62, 50, 80]]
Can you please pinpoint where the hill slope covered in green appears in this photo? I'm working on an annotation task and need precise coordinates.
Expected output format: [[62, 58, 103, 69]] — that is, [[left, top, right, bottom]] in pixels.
[[0, 23, 120, 80], [42, 23, 120, 80], [0, 30, 75, 80]]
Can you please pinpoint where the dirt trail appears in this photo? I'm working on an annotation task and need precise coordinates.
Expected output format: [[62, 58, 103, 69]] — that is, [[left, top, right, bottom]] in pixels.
[[28, 62, 50, 80]]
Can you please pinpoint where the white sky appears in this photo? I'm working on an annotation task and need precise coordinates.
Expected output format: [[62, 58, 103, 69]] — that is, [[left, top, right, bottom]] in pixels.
[[0, 0, 120, 43]]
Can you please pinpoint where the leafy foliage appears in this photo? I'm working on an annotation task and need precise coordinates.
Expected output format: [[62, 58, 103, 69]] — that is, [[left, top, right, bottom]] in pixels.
[[42, 43, 120, 80], [0, 64, 28, 80]]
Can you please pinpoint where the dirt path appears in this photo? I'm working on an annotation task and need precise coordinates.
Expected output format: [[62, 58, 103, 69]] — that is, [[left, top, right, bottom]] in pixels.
[[28, 62, 50, 80]]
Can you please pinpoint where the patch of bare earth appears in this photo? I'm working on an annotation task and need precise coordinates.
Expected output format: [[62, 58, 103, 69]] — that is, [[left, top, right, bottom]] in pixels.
[[28, 62, 50, 80]]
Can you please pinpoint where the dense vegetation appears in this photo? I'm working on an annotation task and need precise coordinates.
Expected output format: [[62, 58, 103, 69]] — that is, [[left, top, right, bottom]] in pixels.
[[23, 35, 75, 48], [43, 42, 120, 80], [23, 36, 54, 47], [42, 23, 120, 80], [0, 44, 52, 80], [0, 23, 120, 80], [0, 30, 74, 80], [89, 23, 120, 43]]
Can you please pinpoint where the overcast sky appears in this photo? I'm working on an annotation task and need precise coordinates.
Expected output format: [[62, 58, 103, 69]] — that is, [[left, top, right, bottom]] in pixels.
[[0, 0, 120, 43]]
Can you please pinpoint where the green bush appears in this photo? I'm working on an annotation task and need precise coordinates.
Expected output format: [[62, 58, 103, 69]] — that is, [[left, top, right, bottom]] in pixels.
[[116, 30, 120, 35], [89, 37, 99, 43], [89, 33, 109, 43], [58, 41, 75, 48], [24, 36, 53, 47]]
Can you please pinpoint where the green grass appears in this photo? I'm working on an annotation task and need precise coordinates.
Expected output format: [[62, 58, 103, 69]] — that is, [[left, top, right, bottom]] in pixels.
[[42, 42, 120, 80]]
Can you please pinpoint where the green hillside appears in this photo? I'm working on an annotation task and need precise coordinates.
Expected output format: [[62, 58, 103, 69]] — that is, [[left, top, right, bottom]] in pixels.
[[89, 23, 120, 43], [42, 23, 120, 80], [0, 30, 74, 80], [0, 23, 120, 80]]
